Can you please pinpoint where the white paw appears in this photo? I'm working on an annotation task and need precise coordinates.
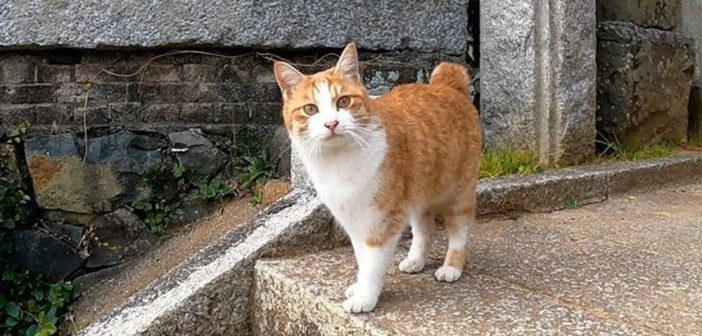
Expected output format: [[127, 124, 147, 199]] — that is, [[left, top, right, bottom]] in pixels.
[[398, 257, 426, 273], [342, 295, 378, 313], [434, 266, 462, 282], [344, 283, 357, 299]]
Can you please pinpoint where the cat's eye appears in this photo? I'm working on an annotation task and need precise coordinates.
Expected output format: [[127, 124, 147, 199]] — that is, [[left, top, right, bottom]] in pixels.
[[302, 104, 318, 115], [336, 96, 351, 109]]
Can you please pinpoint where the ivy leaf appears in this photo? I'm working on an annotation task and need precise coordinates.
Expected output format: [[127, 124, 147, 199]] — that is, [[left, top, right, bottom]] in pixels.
[[4, 316, 18, 327], [1, 218, 14, 229], [5, 302, 20, 318], [0, 294, 6, 309], [25, 324, 39, 336], [33, 288, 44, 301]]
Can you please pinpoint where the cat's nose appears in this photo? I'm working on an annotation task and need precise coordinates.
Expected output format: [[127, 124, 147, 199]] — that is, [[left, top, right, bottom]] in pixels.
[[324, 120, 339, 132]]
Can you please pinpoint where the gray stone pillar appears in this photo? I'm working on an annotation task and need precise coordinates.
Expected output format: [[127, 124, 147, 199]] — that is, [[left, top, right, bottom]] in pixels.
[[481, 0, 597, 165]]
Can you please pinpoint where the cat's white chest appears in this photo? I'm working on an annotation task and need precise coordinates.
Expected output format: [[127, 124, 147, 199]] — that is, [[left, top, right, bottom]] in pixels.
[[297, 139, 387, 237]]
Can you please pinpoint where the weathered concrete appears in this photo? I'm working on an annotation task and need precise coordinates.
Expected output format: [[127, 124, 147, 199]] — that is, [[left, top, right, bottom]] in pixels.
[[597, 0, 681, 30], [478, 155, 702, 215], [480, 0, 597, 164], [597, 22, 694, 149], [0, 0, 467, 55], [254, 182, 702, 335], [79, 190, 338, 336]]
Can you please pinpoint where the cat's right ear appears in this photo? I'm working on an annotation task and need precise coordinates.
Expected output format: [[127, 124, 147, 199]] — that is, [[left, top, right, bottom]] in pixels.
[[274, 61, 304, 98]]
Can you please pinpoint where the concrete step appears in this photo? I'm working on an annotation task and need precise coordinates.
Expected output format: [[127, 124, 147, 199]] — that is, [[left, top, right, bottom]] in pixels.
[[252, 182, 702, 336]]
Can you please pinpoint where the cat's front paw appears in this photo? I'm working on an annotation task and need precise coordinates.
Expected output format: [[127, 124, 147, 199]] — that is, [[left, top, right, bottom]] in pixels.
[[342, 295, 378, 313], [344, 283, 357, 299], [399, 257, 426, 273], [434, 266, 462, 282]]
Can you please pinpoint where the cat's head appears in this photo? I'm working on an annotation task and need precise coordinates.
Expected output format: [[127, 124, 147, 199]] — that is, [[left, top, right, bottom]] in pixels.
[[273, 43, 373, 152]]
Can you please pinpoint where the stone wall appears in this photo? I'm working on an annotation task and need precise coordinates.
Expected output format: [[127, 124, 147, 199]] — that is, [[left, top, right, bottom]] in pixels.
[[596, 0, 697, 149]]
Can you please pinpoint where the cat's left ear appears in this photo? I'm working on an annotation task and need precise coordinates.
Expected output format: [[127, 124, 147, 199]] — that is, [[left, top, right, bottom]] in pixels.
[[335, 42, 360, 82]]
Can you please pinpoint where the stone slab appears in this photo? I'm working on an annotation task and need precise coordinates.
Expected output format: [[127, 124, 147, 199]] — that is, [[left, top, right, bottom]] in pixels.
[[254, 181, 702, 335], [597, 0, 680, 30], [253, 250, 654, 336], [477, 155, 702, 215], [480, 0, 596, 164], [0, 0, 467, 55], [466, 189, 702, 335], [597, 22, 694, 149]]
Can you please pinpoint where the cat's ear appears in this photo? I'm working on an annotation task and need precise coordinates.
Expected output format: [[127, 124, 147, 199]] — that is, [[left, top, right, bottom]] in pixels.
[[335, 42, 360, 82], [274, 61, 305, 97]]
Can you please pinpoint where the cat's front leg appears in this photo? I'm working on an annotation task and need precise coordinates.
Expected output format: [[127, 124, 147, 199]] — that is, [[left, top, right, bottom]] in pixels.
[[343, 231, 401, 313]]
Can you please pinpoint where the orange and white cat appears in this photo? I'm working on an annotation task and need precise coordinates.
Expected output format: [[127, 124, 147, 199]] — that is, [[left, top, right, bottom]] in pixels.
[[274, 43, 482, 313]]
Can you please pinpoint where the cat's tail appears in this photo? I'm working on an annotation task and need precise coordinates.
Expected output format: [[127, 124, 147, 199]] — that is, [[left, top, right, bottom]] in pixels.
[[429, 62, 472, 95]]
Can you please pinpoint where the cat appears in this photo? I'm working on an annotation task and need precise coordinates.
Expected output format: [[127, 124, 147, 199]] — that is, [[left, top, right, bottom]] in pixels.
[[273, 42, 482, 313]]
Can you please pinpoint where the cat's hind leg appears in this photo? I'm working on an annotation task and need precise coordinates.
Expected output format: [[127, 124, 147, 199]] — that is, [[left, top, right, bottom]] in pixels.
[[435, 196, 475, 283], [399, 209, 435, 273]]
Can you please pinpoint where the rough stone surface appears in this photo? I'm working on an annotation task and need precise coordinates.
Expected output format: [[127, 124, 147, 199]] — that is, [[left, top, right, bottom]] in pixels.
[[24, 131, 164, 213], [597, 22, 694, 149], [477, 155, 702, 215], [0, 1, 468, 55], [481, 0, 597, 164], [676, 0, 702, 81], [254, 181, 702, 335], [87, 208, 157, 268], [12, 230, 83, 282], [168, 130, 226, 186], [79, 190, 341, 336], [690, 84, 702, 138], [290, 146, 313, 191], [597, 0, 680, 30]]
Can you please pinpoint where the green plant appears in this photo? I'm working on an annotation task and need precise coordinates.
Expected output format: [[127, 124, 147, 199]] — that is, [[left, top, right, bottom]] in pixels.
[[130, 165, 179, 235], [564, 199, 581, 209], [479, 149, 542, 179], [197, 179, 234, 201], [232, 127, 280, 204], [5, 121, 31, 144], [238, 149, 278, 190], [1, 164, 75, 336], [595, 133, 675, 163]]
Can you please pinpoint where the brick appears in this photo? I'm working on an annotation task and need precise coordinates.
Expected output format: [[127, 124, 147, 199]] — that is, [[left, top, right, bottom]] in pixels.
[[182, 64, 220, 82], [75, 62, 142, 83], [74, 105, 111, 125], [53, 83, 86, 104], [0, 55, 37, 84], [108, 103, 142, 123], [34, 104, 73, 125], [249, 103, 283, 124], [88, 83, 128, 103], [180, 103, 221, 123], [244, 83, 282, 103], [217, 103, 251, 124], [143, 104, 180, 122], [36, 64, 74, 83], [127, 83, 199, 103], [0, 104, 36, 125], [141, 64, 183, 82], [0, 104, 72, 125], [196, 83, 247, 102], [0, 84, 54, 104]]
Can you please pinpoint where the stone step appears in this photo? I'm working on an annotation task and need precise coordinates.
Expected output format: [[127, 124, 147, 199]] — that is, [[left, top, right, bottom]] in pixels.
[[253, 182, 702, 336]]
